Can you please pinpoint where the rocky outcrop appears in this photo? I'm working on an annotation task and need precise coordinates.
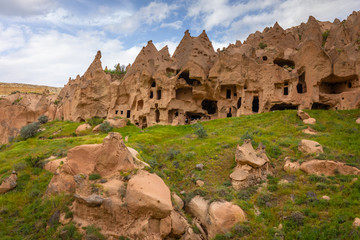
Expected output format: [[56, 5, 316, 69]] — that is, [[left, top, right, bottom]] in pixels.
[[300, 160, 360, 176], [298, 139, 323, 155], [187, 195, 246, 239], [230, 140, 271, 190], [0, 82, 61, 97], [0, 171, 17, 194]]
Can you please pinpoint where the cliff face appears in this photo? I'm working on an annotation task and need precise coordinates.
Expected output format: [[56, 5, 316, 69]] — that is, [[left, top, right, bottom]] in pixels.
[[1, 11, 360, 143]]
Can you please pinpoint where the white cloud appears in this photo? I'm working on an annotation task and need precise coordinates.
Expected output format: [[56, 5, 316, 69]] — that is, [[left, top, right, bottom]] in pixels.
[[105, 1, 178, 34], [0, 26, 141, 87], [0, 0, 56, 16], [160, 20, 183, 30], [0, 23, 26, 52]]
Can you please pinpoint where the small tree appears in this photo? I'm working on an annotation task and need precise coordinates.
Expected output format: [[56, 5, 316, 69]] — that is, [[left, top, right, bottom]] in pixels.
[[99, 122, 113, 133], [193, 123, 208, 138], [38, 115, 48, 124], [20, 122, 40, 139]]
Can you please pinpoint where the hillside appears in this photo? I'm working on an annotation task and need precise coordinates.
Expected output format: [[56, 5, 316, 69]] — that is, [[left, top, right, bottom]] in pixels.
[[0, 82, 62, 97], [1, 109, 360, 239]]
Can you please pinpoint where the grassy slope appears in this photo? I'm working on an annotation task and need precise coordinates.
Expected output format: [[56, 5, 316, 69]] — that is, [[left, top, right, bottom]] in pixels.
[[0, 109, 360, 239]]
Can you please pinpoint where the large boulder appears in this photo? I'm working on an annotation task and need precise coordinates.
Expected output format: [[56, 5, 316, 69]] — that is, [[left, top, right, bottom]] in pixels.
[[283, 159, 300, 173], [125, 170, 173, 218], [0, 171, 17, 194], [207, 201, 246, 239], [235, 139, 269, 167], [75, 123, 91, 134], [170, 211, 188, 237], [187, 195, 209, 224], [105, 118, 128, 128], [300, 160, 360, 176], [298, 139, 323, 154], [297, 110, 310, 120]]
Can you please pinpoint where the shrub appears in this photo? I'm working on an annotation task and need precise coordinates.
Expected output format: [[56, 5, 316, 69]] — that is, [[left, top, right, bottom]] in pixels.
[[20, 122, 40, 139], [259, 42, 267, 49], [89, 174, 101, 181], [59, 223, 82, 240], [322, 30, 329, 46], [167, 148, 180, 160], [24, 155, 46, 168], [38, 115, 48, 124], [87, 116, 103, 126], [240, 131, 253, 142], [99, 122, 113, 133], [193, 123, 208, 138], [83, 225, 106, 240]]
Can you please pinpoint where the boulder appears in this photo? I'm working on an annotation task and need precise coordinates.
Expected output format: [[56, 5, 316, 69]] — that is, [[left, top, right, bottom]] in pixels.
[[180, 227, 202, 240], [105, 118, 128, 128], [195, 164, 204, 171], [297, 110, 310, 120], [74, 193, 104, 207], [302, 127, 317, 135], [46, 172, 75, 194], [206, 201, 246, 239], [303, 118, 316, 125], [44, 157, 66, 173], [356, 118, 360, 124], [298, 139, 323, 154], [235, 139, 269, 167], [172, 192, 184, 210], [75, 123, 91, 134], [300, 160, 360, 176], [321, 195, 330, 201], [353, 217, 360, 228], [187, 195, 209, 224], [230, 167, 249, 181], [92, 124, 101, 133], [125, 170, 172, 218], [170, 211, 188, 236], [283, 159, 300, 173], [196, 180, 204, 187], [0, 171, 17, 194]]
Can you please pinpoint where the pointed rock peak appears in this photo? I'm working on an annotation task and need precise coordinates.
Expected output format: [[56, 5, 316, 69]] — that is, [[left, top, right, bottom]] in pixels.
[[144, 40, 158, 52], [333, 18, 341, 24], [273, 21, 284, 31], [184, 29, 191, 37], [83, 50, 105, 79], [307, 16, 318, 24], [95, 50, 101, 60], [159, 45, 170, 56]]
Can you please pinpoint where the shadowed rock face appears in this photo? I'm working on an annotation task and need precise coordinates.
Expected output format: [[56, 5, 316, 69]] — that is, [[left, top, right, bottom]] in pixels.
[[1, 11, 360, 143]]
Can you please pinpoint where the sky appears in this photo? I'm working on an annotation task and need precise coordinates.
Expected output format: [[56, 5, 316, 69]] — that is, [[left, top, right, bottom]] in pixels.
[[0, 0, 359, 87]]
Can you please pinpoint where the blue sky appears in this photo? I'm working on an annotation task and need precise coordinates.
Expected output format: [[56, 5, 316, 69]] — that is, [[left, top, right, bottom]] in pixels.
[[0, 0, 359, 87]]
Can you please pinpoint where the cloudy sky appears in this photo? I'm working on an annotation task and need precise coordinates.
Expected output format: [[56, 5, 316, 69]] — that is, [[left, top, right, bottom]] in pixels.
[[0, 0, 359, 87]]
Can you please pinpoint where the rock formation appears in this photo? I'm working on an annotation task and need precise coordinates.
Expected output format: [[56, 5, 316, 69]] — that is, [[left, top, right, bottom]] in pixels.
[[230, 140, 271, 190], [300, 160, 360, 176], [1, 11, 360, 143], [0, 171, 17, 194]]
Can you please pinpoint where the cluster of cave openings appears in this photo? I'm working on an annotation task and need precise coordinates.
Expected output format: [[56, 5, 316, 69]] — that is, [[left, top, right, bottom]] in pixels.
[[155, 109, 160, 123], [274, 58, 295, 68], [168, 109, 179, 123], [201, 99, 217, 115], [137, 100, 143, 111], [252, 96, 259, 113], [296, 72, 307, 94], [311, 102, 330, 110], [319, 75, 358, 94], [179, 71, 201, 86], [270, 104, 298, 111]]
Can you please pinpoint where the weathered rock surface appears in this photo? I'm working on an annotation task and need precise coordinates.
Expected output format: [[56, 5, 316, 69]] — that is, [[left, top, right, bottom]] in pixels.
[[105, 118, 127, 128], [126, 170, 173, 218], [75, 123, 91, 134], [298, 139, 323, 154], [300, 160, 360, 176], [302, 127, 317, 135], [230, 140, 271, 190], [303, 118, 316, 125], [353, 217, 360, 228], [297, 110, 310, 120], [283, 159, 301, 173], [172, 193, 184, 210], [0, 171, 17, 194], [44, 157, 66, 173]]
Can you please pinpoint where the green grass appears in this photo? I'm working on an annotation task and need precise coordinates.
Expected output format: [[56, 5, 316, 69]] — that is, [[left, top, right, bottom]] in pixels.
[[0, 109, 360, 239]]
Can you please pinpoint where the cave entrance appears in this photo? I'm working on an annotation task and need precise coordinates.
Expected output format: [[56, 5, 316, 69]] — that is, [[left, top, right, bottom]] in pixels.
[[137, 100, 143, 111], [252, 96, 259, 113], [311, 102, 330, 110], [115, 110, 118, 115], [150, 91, 153, 99], [319, 74, 358, 94], [168, 109, 180, 124], [274, 58, 295, 68], [126, 110, 131, 118], [155, 109, 160, 123], [270, 104, 298, 111], [227, 108, 232, 118], [201, 99, 217, 115], [226, 89, 231, 99], [237, 97, 242, 109], [284, 87, 289, 95], [296, 72, 307, 93], [185, 112, 204, 124], [150, 79, 156, 87], [157, 90, 162, 100], [179, 71, 201, 86]]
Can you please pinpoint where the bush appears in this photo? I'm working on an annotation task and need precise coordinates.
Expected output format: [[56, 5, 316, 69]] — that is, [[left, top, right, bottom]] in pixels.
[[83, 225, 106, 240], [193, 123, 208, 138], [38, 115, 48, 124], [240, 131, 253, 142], [259, 42, 267, 49], [24, 155, 46, 168], [59, 223, 82, 240], [87, 116, 103, 126], [89, 174, 101, 181], [20, 122, 40, 139], [99, 122, 113, 133]]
